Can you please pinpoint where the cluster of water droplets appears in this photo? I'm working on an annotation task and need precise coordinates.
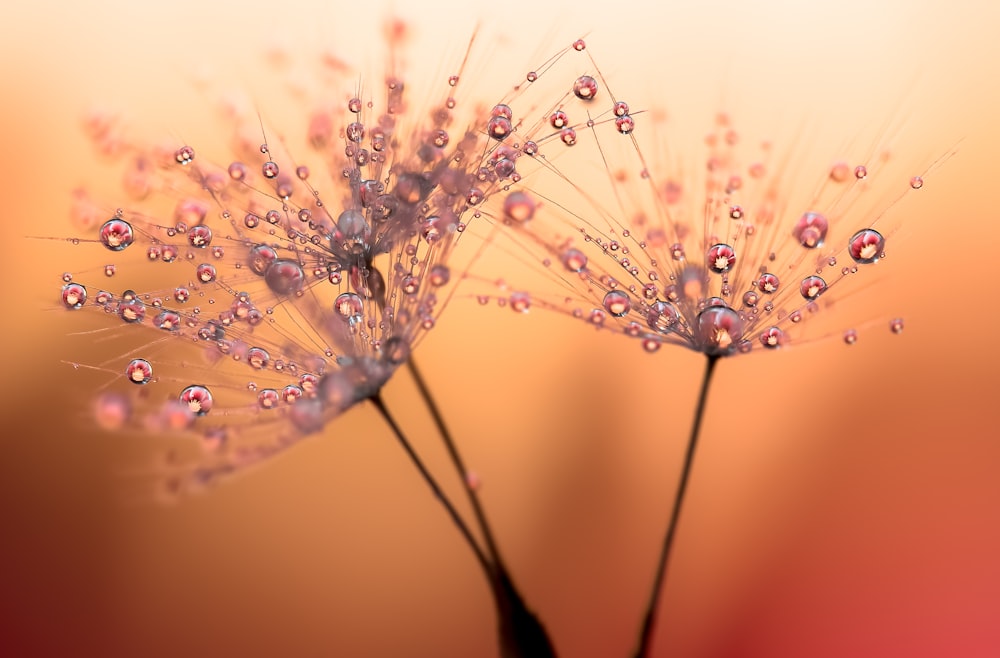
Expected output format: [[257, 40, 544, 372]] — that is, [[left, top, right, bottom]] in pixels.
[[486, 88, 935, 356], [57, 33, 603, 494]]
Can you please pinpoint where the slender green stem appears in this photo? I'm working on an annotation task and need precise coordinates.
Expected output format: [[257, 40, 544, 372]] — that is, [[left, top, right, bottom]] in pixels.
[[633, 355, 719, 658], [369, 393, 492, 580], [408, 358, 506, 568]]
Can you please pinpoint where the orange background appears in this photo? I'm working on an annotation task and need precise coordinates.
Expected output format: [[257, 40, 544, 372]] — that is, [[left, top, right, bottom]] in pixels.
[[2, 1, 999, 657]]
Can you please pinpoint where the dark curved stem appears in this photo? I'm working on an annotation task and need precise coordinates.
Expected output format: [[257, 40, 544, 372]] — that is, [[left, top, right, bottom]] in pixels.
[[369, 393, 492, 580], [633, 355, 719, 658], [407, 358, 505, 567]]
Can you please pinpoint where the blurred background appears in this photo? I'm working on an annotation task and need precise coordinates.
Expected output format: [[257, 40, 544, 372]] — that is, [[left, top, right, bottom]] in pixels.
[[2, 0, 998, 657]]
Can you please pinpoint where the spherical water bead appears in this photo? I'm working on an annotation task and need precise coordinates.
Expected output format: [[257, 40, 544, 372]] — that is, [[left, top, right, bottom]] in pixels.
[[334, 292, 364, 321], [187, 225, 212, 248], [503, 191, 536, 223], [346, 122, 365, 142], [247, 347, 270, 369], [428, 264, 450, 287], [602, 290, 631, 317], [613, 101, 630, 117], [337, 209, 369, 241], [118, 295, 145, 323], [799, 275, 827, 300], [262, 161, 279, 179], [282, 385, 303, 404], [854, 165, 867, 180], [523, 141, 538, 156], [910, 176, 924, 189], [843, 329, 858, 345], [550, 110, 569, 129], [179, 385, 213, 416], [696, 305, 744, 356], [572, 75, 598, 100], [615, 115, 635, 134], [99, 218, 135, 251], [487, 116, 512, 140], [196, 263, 217, 283], [381, 337, 411, 365], [509, 292, 531, 313], [258, 388, 280, 409], [228, 162, 248, 180], [104, 264, 117, 277], [646, 300, 678, 333], [248, 244, 278, 275], [561, 248, 588, 273], [890, 318, 904, 334], [706, 244, 736, 273], [573, 38, 586, 51], [174, 145, 195, 165], [94, 392, 131, 430], [153, 310, 181, 331], [829, 161, 850, 182], [560, 128, 577, 146], [848, 229, 885, 264], [760, 326, 784, 349], [244, 212, 260, 229], [757, 273, 780, 294], [61, 282, 87, 309], [125, 358, 153, 384], [792, 212, 828, 249], [401, 275, 420, 295], [264, 259, 305, 295], [742, 290, 760, 307]]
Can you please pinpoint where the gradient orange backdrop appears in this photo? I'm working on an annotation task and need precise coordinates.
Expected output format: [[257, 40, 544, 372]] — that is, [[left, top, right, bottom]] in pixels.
[[2, 1, 998, 657]]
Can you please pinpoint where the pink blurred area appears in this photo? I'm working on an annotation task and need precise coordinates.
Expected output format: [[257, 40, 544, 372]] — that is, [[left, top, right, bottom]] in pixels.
[[2, 1, 999, 657]]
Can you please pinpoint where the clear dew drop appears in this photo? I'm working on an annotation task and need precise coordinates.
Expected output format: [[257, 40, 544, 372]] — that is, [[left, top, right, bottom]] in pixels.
[[487, 116, 513, 141], [174, 145, 195, 165], [890, 317, 904, 334], [257, 388, 280, 409], [125, 358, 153, 384], [247, 347, 270, 369], [178, 384, 213, 416], [187, 225, 212, 248], [646, 300, 678, 333], [561, 248, 587, 272], [616, 115, 635, 134], [799, 275, 827, 300], [696, 304, 744, 356], [706, 244, 736, 273], [99, 218, 135, 251], [844, 329, 858, 345], [262, 161, 279, 179], [503, 191, 536, 223], [792, 212, 828, 249], [572, 75, 598, 101], [910, 176, 923, 189], [196, 263, 217, 283], [602, 290, 631, 317], [509, 292, 531, 313], [760, 326, 783, 349], [848, 228, 885, 264], [334, 292, 364, 321], [264, 259, 305, 295], [428, 265, 450, 287], [61, 282, 87, 309]]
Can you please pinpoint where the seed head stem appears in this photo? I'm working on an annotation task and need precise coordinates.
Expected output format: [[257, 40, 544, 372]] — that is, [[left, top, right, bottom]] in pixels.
[[369, 393, 492, 579], [633, 354, 719, 658]]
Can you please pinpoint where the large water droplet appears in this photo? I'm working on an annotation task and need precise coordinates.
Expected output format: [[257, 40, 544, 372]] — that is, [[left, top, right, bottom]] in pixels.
[[696, 305, 743, 356], [99, 218, 134, 251], [792, 212, 828, 249], [848, 229, 885, 264], [179, 385, 213, 416], [265, 259, 305, 295], [125, 358, 153, 384]]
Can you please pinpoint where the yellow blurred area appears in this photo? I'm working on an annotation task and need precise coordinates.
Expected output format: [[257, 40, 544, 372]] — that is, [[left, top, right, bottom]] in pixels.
[[1, 1, 998, 657]]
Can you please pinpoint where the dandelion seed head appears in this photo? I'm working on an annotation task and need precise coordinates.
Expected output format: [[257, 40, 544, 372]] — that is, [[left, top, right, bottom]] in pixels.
[[54, 23, 598, 493]]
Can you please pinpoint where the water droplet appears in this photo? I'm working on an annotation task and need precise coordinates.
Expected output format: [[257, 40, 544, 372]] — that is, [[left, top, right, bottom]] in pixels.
[[125, 358, 153, 384], [334, 292, 364, 321], [646, 301, 678, 333], [799, 275, 827, 300], [910, 176, 923, 189], [573, 39, 586, 51], [503, 191, 536, 222], [757, 272, 781, 295], [510, 291, 531, 313], [179, 385, 213, 416], [792, 212, 828, 249], [187, 225, 212, 248], [244, 212, 260, 229], [854, 165, 867, 180], [428, 264, 450, 286], [118, 294, 145, 323], [104, 264, 116, 277], [615, 115, 635, 134], [265, 259, 305, 295], [890, 317, 904, 334], [258, 388, 280, 409], [572, 75, 598, 100], [174, 145, 195, 165], [602, 290, 631, 317], [401, 275, 420, 295], [153, 310, 181, 331], [706, 244, 736, 273], [196, 263, 217, 283], [561, 248, 587, 272], [95, 392, 130, 430], [560, 128, 577, 146], [346, 121, 365, 142], [61, 283, 87, 309], [526, 71, 538, 83], [228, 162, 248, 180], [760, 326, 783, 349], [696, 305, 743, 356], [262, 161, 279, 179], [742, 290, 759, 307], [99, 218, 134, 251], [248, 347, 270, 369], [550, 110, 569, 129], [843, 329, 858, 345], [848, 229, 885, 264], [487, 116, 512, 140]]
